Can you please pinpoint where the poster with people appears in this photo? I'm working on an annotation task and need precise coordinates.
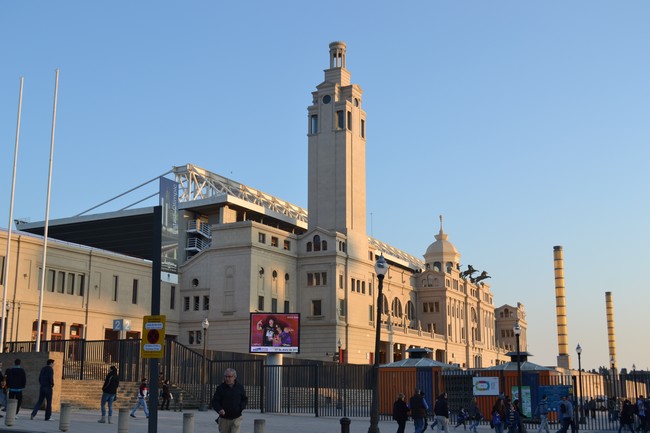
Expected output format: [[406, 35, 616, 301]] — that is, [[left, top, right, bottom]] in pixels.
[[249, 313, 300, 353]]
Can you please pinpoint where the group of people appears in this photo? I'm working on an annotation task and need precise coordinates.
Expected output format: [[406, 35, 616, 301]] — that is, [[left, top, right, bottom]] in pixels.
[[394, 391, 478, 433], [617, 396, 649, 433], [255, 317, 293, 347], [0, 358, 55, 421]]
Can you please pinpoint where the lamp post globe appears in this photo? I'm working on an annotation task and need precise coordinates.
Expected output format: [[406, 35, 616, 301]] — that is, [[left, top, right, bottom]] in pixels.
[[513, 321, 522, 404], [368, 255, 388, 433], [199, 317, 210, 411]]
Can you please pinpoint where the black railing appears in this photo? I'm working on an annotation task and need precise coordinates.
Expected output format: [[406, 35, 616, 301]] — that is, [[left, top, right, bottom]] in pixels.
[[5, 337, 649, 430]]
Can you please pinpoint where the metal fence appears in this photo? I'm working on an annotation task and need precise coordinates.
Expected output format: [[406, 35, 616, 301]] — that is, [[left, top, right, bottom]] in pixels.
[[6, 338, 649, 429]]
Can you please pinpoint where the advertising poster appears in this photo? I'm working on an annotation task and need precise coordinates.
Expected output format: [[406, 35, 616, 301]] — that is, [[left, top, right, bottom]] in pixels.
[[250, 313, 300, 353], [473, 376, 500, 396], [511, 385, 533, 417], [159, 177, 179, 282]]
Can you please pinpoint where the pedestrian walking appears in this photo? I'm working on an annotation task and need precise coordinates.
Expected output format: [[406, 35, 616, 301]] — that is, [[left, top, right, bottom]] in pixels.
[[5, 358, 26, 415], [98, 366, 119, 423], [160, 379, 172, 410], [556, 395, 576, 433], [409, 389, 429, 433], [393, 392, 410, 433], [130, 378, 149, 418], [535, 394, 550, 433], [454, 407, 468, 430], [507, 401, 522, 433], [212, 368, 248, 433], [434, 392, 451, 433], [468, 397, 482, 433], [619, 399, 635, 433], [492, 398, 507, 433], [29, 358, 55, 421]]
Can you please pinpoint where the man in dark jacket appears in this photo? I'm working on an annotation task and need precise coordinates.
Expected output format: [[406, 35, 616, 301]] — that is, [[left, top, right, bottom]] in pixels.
[[393, 392, 410, 433], [434, 392, 450, 433], [5, 358, 26, 415], [212, 368, 248, 433], [409, 389, 428, 433], [98, 366, 119, 424], [30, 358, 55, 421]]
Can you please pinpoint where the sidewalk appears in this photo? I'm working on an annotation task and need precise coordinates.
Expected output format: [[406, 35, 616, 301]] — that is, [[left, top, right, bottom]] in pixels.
[[0, 408, 395, 433]]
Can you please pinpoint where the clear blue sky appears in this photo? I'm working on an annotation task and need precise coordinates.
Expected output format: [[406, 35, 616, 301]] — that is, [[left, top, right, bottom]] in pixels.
[[1, 1, 649, 371]]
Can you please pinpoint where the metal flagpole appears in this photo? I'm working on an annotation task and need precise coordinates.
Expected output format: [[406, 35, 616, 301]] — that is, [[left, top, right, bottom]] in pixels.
[[1, 77, 24, 353], [36, 69, 59, 352]]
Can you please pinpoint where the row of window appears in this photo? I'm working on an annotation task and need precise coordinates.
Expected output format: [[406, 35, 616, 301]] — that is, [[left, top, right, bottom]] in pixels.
[[183, 295, 209, 312], [258, 233, 291, 251], [307, 272, 327, 286], [45, 269, 85, 297], [257, 296, 290, 313], [309, 113, 366, 138], [111, 276, 139, 304]]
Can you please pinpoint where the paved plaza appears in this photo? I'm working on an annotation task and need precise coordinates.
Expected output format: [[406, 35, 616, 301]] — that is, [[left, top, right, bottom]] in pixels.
[[1, 408, 395, 433]]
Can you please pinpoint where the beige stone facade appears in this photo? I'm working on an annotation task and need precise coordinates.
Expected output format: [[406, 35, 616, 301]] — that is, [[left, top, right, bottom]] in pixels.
[[1, 42, 526, 367]]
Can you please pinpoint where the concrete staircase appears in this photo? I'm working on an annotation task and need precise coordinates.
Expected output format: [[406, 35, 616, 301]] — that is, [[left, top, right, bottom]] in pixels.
[[61, 380, 201, 411]]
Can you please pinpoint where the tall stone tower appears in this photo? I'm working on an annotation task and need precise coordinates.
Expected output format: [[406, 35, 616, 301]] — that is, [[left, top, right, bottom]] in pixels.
[[307, 41, 368, 259], [605, 291, 617, 369], [553, 245, 571, 369]]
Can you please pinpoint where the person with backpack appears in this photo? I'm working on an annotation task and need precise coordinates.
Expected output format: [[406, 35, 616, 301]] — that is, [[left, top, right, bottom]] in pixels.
[[5, 358, 26, 416], [492, 398, 507, 433], [557, 395, 575, 433], [409, 389, 429, 433], [506, 401, 522, 433], [535, 394, 550, 433], [130, 378, 149, 418]]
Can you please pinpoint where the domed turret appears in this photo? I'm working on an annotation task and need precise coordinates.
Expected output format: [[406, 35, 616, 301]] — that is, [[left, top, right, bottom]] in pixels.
[[424, 216, 461, 272]]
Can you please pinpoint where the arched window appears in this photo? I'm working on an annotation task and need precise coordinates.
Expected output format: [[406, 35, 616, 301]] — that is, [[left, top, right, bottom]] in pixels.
[[381, 294, 389, 315], [392, 298, 402, 317], [433, 262, 441, 272], [313, 235, 321, 251], [322, 240, 328, 251], [406, 301, 415, 320]]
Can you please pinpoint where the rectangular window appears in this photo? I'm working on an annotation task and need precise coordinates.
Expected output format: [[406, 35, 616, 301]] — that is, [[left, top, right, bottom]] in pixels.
[[0, 256, 4, 285], [337, 110, 345, 129], [369, 282, 373, 296], [112, 276, 119, 301], [339, 275, 343, 289], [315, 273, 321, 286], [170, 286, 176, 310], [57, 271, 65, 293], [271, 236, 279, 247], [66, 273, 75, 295], [78, 274, 85, 297], [284, 300, 290, 313], [311, 299, 322, 316], [338, 299, 345, 317], [196, 329, 202, 344], [271, 298, 278, 313], [368, 251, 373, 261], [193, 296, 200, 311], [258, 233, 266, 244], [132, 279, 139, 304], [369, 305, 374, 322], [361, 119, 365, 138], [347, 111, 352, 130], [434, 301, 440, 313], [258, 296, 265, 311], [183, 296, 190, 311], [351, 278, 356, 292], [310, 115, 318, 134], [423, 303, 429, 313], [283, 240, 291, 251], [361, 281, 366, 294], [203, 295, 209, 310], [308, 273, 314, 286], [188, 331, 195, 345], [427, 323, 433, 332]]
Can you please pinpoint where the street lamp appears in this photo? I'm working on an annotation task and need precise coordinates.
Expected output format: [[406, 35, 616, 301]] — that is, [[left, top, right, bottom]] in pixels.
[[633, 364, 638, 401], [576, 344, 585, 424], [368, 255, 388, 433], [337, 338, 343, 411], [198, 317, 210, 411], [513, 320, 522, 404]]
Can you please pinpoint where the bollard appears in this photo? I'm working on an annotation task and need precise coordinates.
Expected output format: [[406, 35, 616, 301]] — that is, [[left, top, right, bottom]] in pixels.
[[59, 403, 72, 431], [118, 408, 130, 433], [182, 412, 194, 433], [254, 419, 266, 433], [340, 417, 351, 433], [4, 399, 17, 426]]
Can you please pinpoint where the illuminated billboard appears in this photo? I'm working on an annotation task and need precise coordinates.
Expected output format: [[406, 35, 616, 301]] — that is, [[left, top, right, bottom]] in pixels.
[[249, 313, 300, 353]]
